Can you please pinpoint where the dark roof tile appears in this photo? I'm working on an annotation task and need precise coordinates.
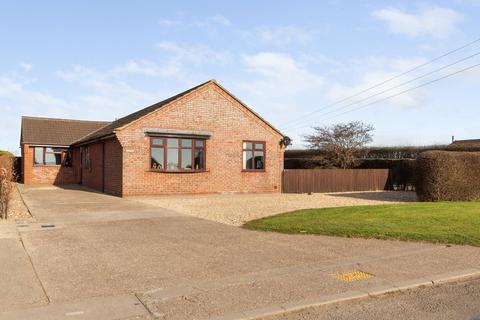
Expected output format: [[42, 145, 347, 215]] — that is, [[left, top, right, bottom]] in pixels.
[[73, 80, 212, 145], [448, 139, 480, 151], [450, 139, 480, 145], [23, 80, 283, 147], [21, 117, 110, 146], [73, 80, 284, 145]]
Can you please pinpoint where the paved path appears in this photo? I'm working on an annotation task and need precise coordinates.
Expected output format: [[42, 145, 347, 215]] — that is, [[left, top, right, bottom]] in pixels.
[[1, 185, 479, 319], [0, 224, 47, 311]]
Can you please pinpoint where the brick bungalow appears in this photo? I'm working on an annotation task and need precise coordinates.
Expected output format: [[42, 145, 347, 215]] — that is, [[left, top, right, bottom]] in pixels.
[[20, 80, 288, 196], [20, 117, 109, 185]]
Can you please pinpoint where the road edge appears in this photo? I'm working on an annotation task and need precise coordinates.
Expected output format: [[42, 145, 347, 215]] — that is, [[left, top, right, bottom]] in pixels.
[[212, 268, 480, 320]]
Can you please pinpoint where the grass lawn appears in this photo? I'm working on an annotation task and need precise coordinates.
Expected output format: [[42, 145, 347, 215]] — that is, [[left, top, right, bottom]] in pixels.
[[243, 201, 480, 246]]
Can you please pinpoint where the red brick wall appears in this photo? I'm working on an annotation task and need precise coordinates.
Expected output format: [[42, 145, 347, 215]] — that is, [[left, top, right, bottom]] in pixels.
[[116, 82, 284, 196], [72, 148, 82, 183], [22, 144, 78, 185], [80, 142, 104, 191], [103, 138, 123, 196], [76, 138, 123, 196], [22, 144, 32, 184]]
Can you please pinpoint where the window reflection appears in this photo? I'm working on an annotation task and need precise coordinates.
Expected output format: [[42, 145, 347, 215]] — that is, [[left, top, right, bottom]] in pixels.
[[151, 137, 205, 171], [242, 141, 265, 171]]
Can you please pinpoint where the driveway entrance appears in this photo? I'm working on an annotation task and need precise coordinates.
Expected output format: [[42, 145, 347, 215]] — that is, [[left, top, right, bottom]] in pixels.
[[17, 184, 180, 223]]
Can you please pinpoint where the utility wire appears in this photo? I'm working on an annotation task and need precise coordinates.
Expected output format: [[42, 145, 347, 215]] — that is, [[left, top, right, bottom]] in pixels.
[[286, 62, 480, 131], [281, 51, 480, 130], [279, 37, 480, 129]]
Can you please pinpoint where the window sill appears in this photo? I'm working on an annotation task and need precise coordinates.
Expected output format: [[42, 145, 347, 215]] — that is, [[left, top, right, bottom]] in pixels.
[[148, 169, 210, 174], [242, 169, 266, 173], [33, 165, 61, 167], [33, 165, 72, 168]]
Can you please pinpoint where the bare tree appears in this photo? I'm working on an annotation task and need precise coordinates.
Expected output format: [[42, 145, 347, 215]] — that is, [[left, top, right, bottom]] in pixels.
[[304, 121, 374, 169]]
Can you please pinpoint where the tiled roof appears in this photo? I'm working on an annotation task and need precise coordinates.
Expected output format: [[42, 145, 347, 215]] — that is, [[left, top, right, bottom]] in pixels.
[[21, 80, 284, 148], [73, 80, 212, 145], [21, 116, 110, 146], [450, 139, 480, 146], [73, 79, 284, 145], [448, 139, 480, 151]]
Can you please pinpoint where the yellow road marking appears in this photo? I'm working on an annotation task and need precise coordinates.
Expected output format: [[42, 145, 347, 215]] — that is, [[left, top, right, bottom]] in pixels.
[[335, 270, 373, 282]]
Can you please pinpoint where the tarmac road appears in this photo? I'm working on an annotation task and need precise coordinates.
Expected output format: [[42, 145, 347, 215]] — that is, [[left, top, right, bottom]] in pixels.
[[266, 277, 480, 320]]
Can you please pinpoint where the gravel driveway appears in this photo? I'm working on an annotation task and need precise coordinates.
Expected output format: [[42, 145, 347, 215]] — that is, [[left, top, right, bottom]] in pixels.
[[133, 191, 417, 226]]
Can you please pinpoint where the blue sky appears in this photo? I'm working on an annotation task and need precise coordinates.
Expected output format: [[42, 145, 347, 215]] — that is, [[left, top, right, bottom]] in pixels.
[[1, 0, 480, 154]]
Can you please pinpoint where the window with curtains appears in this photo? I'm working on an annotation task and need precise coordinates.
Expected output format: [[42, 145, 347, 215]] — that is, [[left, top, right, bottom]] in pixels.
[[150, 137, 205, 171], [33, 147, 71, 166], [242, 141, 265, 171]]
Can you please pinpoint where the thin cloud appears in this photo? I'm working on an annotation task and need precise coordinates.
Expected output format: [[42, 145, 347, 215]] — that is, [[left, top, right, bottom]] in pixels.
[[57, 65, 158, 116], [158, 18, 182, 27], [206, 15, 231, 26], [328, 57, 429, 108], [242, 52, 324, 88], [19, 62, 33, 72], [0, 77, 22, 96], [156, 41, 231, 65], [372, 7, 463, 38], [158, 14, 232, 28], [0, 76, 66, 107], [254, 26, 313, 46], [235, 51, 325, 121], [0, 75, 73, 154], [113, 60, 180, 78]]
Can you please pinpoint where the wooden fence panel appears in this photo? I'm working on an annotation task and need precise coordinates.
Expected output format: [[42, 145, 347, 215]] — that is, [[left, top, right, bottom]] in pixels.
[[282, 169, 390, 193]]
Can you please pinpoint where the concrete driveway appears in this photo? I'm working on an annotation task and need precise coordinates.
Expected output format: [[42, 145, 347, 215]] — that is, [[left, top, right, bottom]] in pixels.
[[1, 185, 480, 319], [17, 184, 180, 223]]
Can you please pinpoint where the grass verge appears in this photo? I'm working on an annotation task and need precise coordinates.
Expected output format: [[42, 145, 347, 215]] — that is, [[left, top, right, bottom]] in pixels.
[[243, 201, 480, 246]]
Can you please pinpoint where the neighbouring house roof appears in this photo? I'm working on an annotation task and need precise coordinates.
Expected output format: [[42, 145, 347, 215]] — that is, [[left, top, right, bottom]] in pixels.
[[20, 116, 110, 146], [450, 139, 480, 146], [73, 79, 283, 145], [448, 139, 480, 150]]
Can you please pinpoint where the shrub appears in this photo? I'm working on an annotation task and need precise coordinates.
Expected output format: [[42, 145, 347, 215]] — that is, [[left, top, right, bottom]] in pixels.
[[0, 150, 14, 157], [0, 155, 14, 219], [415, 151, 480, 201]]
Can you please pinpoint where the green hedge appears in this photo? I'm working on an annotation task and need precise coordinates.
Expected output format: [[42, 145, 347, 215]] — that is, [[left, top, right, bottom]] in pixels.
[[415, 151, 480, 201], [0, 151, 13, 158]]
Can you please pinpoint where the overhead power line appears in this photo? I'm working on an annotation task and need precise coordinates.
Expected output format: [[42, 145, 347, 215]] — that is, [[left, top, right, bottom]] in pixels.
[[281, 51, 480, 130], [279, 37, 480, 129], [286, 62, 480, 130]]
